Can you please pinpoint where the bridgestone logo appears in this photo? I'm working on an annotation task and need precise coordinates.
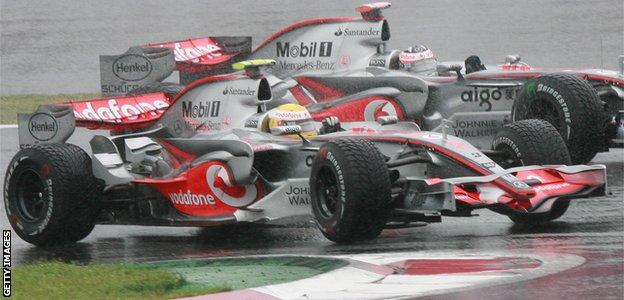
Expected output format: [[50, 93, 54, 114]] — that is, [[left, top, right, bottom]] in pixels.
[[494, 137, 522, 159], [326, 151, 346, 202], [169, 190, 215, 206], [536, 83, 571, 124]]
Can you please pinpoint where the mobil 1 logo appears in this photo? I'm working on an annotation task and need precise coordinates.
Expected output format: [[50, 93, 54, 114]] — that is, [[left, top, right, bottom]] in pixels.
[[276, 41, 333, 58]]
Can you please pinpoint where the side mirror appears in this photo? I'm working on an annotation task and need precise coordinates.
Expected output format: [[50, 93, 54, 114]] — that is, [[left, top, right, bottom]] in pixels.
[[504, 55, 521, 64], [232, 59, 276, 79], [377, 115, 398, 125]]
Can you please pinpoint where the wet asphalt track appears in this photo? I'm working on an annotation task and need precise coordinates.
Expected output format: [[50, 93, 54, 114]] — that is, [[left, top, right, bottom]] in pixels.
[[0, 127, 623, 299], [1, 0, 623, 298]]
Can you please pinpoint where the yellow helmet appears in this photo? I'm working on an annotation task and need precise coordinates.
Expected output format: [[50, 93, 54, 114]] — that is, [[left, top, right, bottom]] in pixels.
[[267, 103, 318, 139]]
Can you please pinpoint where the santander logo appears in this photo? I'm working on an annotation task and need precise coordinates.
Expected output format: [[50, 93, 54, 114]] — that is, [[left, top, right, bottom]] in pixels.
[[71, 95, 169, 122]]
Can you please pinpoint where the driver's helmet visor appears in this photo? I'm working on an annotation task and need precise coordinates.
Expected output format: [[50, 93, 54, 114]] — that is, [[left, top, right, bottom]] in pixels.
[[268, 104, 318, 139], [271, 118, 317, 133]]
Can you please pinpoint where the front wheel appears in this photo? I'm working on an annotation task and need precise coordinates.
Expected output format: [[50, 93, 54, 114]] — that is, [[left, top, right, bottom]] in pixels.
[[310, 139, 392, 243], [4, 144, 102, 246], [492, 119, 571, 168], [491, 120, 571, 224]]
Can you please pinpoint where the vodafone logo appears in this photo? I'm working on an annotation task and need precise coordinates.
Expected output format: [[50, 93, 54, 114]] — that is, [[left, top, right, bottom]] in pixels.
[[147, 37, 228, 64], [72, 97, 169, 122], [206, 164, 257, 207], [363, 100, 398, 121]]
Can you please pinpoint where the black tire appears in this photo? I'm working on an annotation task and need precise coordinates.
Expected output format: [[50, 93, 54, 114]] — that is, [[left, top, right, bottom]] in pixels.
[[4, 144, 102, 246], [507, 200, 570, 225], [512, 73, 605, 164], [491, 120, 571, 224], [492, 119, 571, 168], [309, 139, 392, 243], [126, 82, 183, 98]]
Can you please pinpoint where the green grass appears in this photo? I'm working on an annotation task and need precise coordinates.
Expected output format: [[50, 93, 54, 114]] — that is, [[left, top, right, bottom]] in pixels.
[[12, 256, 347, 300], [0, 93, 98, 124], [12, 261, 230, 300], [144, 256, 348, 291]]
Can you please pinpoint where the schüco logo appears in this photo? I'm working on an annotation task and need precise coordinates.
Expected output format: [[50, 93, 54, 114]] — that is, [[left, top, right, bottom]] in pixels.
[[112, 54, 153, 81], [276, 41, 333, 58], [223, 86, 256, 96], [28, 113, 58, 141]]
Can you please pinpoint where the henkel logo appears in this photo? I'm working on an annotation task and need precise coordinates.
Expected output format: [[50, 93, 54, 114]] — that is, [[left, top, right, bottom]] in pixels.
[[28, 113, 58, 141], [112, 54, 153, 81], [276, 41, 333, 58], [72, 97, 169, 122], [169, 190, 216, 206]]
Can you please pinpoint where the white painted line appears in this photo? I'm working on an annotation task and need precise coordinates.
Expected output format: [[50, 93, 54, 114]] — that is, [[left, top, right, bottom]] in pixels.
[[0, 125, 17, 129]]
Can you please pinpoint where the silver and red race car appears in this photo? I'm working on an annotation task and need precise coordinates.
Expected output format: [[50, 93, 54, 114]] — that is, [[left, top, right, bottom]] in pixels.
[[5, 60, 606, 246], [99, 2, 623, 164]]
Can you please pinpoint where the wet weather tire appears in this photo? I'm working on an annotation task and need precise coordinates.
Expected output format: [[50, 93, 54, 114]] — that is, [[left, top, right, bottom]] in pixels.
[[492, 119, 571, 168], [507, 200, 570, 225], [310, 139, 392, 243], [4, 144, 102, 246], [512, 73, 605, 164]]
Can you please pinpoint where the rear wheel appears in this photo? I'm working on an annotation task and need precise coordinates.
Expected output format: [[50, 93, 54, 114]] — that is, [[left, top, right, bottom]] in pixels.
[[491, 120, 571, 224], [4, 144, 101, 246], [512, 73, 605, 164], [310, 139, 392, 243]]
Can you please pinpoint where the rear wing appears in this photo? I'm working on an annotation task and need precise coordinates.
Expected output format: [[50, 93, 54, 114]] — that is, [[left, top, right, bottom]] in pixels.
[[18, 93, 170, 147], [100, 37, 251, 97]]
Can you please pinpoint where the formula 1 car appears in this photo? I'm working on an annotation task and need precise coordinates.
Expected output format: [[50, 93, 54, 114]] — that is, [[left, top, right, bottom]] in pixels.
[[100, 2, 623, 165], [4, 60, 606, 246]]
